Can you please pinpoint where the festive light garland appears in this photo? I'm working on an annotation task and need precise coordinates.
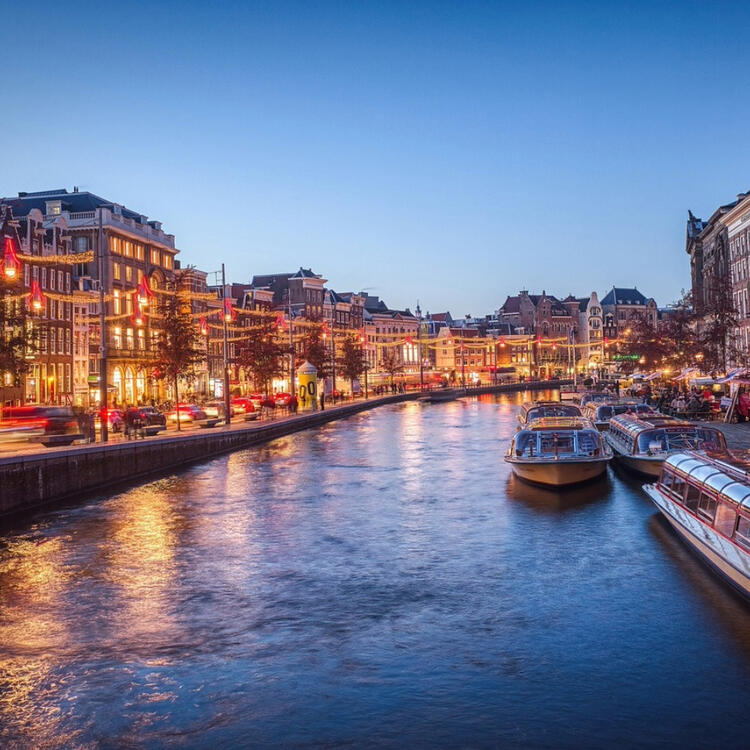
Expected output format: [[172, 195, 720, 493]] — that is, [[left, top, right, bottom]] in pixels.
[[17, 250, 94, 265]]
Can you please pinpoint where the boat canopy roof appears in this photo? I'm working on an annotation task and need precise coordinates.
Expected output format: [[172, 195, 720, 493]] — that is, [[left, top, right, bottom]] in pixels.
[[525, 416, 589, 431], [609, 414, 692, 437], [665, 451, 750, 509], [520, 402, 582, 421]]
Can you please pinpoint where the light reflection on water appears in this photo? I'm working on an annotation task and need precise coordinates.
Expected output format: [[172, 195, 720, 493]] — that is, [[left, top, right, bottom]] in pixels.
[[1, 391, 749, 748]]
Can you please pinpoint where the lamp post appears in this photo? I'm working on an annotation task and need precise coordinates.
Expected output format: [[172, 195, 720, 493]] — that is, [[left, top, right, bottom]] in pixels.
[[97, 208, 108, 442], [221, 263, 231, 425], [288, 292, 295, 399], [416, 302, 424, 391]]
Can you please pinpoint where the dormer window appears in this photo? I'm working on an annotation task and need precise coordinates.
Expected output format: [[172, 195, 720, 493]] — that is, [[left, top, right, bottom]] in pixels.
[[45, 200, 62, 216]]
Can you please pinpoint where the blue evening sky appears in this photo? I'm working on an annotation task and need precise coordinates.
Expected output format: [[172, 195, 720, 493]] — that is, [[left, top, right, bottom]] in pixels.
[[4, 1, 750, 316]]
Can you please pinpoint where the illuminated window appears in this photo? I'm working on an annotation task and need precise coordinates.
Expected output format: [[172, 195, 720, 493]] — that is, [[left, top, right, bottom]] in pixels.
[[151, 249, 160, 265], [113, 327, 122, 348], [113, 262, 121, 280], [41, 268, 47, 289], [113, 290, 121, 315], [125, 265, 133, 282], [135, 243, 144, 260], [124, 241, 133, 258]]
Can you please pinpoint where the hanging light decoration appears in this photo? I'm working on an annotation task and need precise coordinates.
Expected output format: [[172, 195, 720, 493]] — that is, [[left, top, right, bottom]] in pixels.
[[499, 336, 506, 348], [199, 316, 208, 336], [223, 297, 235, 323], [275, 312, 287, 332], [28, 280, 45, 311], [2, 237, 21, 280], [137, 276, 154, 307], [131, 293, 144, 326]]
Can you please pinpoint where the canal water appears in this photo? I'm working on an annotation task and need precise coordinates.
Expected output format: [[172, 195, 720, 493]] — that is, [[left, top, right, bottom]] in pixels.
[[1, 392, 749, 748]]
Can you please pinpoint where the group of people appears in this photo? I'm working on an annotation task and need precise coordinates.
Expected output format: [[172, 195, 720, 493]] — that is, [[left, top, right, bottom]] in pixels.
[[373, 383, 407, 395], [651, 385, 720, 419]]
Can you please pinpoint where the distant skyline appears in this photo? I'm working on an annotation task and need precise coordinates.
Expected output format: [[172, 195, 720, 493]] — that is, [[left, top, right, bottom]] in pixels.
[[4, 0, 750, 315]]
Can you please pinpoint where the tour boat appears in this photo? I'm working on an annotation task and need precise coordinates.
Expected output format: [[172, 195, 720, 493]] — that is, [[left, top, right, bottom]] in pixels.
[[605, 414, 726, 477], [505, 416, 612, 487], [422, 388, 464, 403], [580, 391, 615, 407], [517, 400, 582, 429], [582, 401, 657, 431], [643, 451, 750, 601]]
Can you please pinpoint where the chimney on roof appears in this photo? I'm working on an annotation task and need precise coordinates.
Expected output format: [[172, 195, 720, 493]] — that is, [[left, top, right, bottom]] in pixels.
[[73, 186, 79, 193]]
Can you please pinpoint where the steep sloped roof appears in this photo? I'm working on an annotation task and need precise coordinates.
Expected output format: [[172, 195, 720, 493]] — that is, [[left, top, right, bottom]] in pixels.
[[601, 287, 649, 306]]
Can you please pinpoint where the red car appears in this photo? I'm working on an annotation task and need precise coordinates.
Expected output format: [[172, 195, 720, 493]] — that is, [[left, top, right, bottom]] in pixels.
[[273, 392, 292, 406], [230, 397, 256, 414]]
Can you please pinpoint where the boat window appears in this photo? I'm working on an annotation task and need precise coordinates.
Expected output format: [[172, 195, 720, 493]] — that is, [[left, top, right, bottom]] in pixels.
[[577, 430, 601, 455], [685, 483, 700, 511], [638, 430, 666, 455], [515, 432, 536, 457], [660, 469, 674, 491], [671, 474, 687, 500], [697, 493, 718, 524], [539, 432, 575, 455], [734, 516, 750, 551], [694, 428, 726, 451]]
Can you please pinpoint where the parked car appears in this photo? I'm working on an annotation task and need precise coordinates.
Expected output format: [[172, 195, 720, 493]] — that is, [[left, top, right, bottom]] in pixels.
[[273, 392, 292, 406], [247, 393, 265, 409], [96, 408, 124, 433], [167, 403, 208, 423], [230, 397, 256, 415], [203, 401, 234, 418], [135, 406, 167, 427], [0, 405, 80, 443]]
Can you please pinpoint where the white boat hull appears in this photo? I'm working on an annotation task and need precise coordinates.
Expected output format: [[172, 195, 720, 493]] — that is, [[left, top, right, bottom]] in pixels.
[[644, 484, 750, 600], [505, 457, 609, 487]]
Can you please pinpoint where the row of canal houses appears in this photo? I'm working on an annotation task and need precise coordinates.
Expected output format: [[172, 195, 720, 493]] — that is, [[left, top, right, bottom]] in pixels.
[[0, 188, 428, 406], [1, 186, 663, 406]]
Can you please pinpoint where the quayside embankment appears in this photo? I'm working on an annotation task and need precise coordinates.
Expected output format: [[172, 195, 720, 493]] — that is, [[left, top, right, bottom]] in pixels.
[[0, 380, 571, 518]]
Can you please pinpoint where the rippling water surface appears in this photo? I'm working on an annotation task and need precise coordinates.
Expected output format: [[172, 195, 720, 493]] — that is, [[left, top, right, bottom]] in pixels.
[[1, 392, 750, 748]]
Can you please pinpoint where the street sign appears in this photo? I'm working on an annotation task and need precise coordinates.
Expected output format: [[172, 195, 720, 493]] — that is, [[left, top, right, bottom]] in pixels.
[[612, 354, 640, 361]]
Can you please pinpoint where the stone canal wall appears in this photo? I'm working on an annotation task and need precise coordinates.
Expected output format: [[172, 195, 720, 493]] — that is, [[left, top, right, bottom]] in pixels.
[[0, 381, 571, 518]]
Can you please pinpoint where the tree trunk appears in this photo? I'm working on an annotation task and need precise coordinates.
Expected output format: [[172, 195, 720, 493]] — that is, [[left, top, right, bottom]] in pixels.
[[174, 372, 180, 432]]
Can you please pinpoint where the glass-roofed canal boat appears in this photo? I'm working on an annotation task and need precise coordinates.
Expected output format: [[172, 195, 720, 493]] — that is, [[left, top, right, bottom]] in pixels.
[[505, 416, 612, 487], [643, 451, 750, 601], [605, 414, 726, 478], [582, 401, 657, 431], [516, 400, 582, 429]]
